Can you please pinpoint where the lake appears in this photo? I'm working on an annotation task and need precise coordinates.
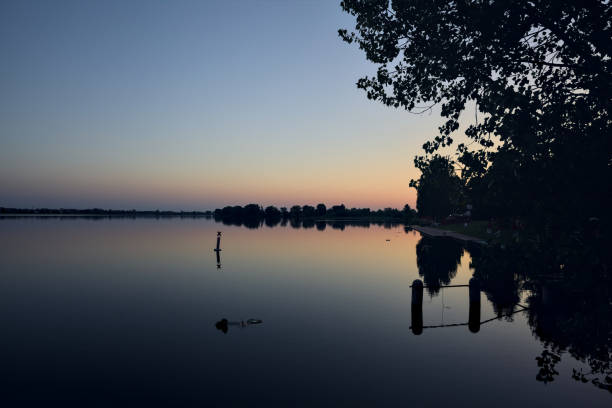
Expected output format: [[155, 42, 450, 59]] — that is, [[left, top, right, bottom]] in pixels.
[[1, 217, 609, 406]]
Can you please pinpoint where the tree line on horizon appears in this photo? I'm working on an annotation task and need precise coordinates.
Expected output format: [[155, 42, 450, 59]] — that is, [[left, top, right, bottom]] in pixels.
[[213, 203, 417, 224]]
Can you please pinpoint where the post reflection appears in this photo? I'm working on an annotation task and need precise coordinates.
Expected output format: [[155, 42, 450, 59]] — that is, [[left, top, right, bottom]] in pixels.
[[214, 231, 222, 269], [412, 235, 611, 393]]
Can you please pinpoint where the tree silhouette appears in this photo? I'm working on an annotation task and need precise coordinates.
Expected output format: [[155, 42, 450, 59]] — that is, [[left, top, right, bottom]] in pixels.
[[340, 0, 612, 272], [315, 203, 327, 216], [410, 156, 462, 219], [416, 236, 464, 295]]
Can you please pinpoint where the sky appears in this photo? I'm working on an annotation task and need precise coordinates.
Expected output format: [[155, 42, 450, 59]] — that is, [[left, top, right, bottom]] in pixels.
[[0, 0, 448, 210]]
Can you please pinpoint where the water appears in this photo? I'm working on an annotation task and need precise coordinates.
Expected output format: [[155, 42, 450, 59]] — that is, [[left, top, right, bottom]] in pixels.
[[1, 218, 609, 406]]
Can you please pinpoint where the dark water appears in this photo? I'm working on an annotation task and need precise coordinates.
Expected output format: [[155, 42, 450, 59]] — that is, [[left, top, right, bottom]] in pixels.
[[0, 218, 609, 407]]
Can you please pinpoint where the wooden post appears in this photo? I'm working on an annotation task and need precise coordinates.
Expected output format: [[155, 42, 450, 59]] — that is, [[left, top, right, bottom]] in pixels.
[[214, 231, 221, 252], [412, 279, 423, 306], [468, 278, 481, 333]]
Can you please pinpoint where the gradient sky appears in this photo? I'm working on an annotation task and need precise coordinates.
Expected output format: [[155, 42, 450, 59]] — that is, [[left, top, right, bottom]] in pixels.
[[0, 0, 449, 210]]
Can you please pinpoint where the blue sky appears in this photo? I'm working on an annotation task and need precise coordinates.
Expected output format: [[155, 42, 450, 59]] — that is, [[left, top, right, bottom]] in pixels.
[[0, 0, 445, 210]]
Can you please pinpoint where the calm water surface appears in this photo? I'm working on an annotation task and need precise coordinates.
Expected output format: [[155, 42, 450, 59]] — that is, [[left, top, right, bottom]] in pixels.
[[1, 218, 609, 406]]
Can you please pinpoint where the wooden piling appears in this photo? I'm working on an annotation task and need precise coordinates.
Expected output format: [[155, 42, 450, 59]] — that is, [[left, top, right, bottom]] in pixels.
[[215, 231, 221, 252], [468, 278, 481, 333]]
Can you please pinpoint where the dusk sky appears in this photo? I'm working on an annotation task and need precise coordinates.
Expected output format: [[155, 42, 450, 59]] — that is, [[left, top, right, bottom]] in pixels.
[[0, 0, 449, 210]]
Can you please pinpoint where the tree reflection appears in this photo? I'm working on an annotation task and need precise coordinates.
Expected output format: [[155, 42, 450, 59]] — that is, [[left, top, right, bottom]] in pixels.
[[468, 245, 522, 319], [415, 238, 611, 393], [467, 245, 612, 393], [524, 283, 612, 392], [416, 236, 463, 295]]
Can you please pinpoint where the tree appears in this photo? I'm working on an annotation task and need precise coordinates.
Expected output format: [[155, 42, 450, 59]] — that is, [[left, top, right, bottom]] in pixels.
[[290, 205, 302, 219], [280, 207, 289, 219], [330, 204, 347, 217], [410, 156, 462, 219], [340, 0, 611, 265], [402, 204, 417, 221], [302, 205, 316, 218], [315, 203, 327, 216], [264, 206, 281, 219], [416, 236, 464, 295], [243, 203, 262, 219]]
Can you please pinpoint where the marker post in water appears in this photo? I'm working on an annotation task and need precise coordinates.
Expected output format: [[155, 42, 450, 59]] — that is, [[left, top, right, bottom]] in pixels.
[[215, 231, 222, 252], [214, 232, 222, 268]]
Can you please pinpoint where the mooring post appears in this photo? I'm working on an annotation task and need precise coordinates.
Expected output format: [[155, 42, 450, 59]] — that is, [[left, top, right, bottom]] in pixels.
[[468, 278, 481, 333]]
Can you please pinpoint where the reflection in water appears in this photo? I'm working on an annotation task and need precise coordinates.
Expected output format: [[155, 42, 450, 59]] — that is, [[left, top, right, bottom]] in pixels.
[[212, 213, 403, 231], [302, 219, 315, 229], [469, 245, 521, 319], [416, 236, 463, 295], [414, 235, 612, 393], [525, 283, 612, 392], [468, 278, 481, 333], [265, 217, 281, 228], [2, 218, 609, 404], [214, 231, 222, 269], [215, 250, 221, 269]]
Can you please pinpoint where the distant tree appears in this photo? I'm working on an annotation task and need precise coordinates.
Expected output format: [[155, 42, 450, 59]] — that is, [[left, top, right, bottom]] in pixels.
[[402, 204, 416, 221], [315, 203, 327, 216], [301, 205, 315, 218], [330, 204, 347, 217], [289, 205, 302, 219], [280, 207, 289, 219], [410, 156, 462, 219], [382, 207, 401, 219], [221, 205, 243, 219], [264, 205, 281, 218], [264, 206, 281, 227], [243, 203, 262, 219]]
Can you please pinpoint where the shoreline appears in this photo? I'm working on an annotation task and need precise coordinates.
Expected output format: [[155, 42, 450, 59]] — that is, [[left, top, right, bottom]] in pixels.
[[411, 225, 488, 245]]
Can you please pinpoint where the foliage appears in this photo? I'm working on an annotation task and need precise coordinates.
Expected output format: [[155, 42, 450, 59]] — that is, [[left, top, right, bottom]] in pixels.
[[339, 0, 611, 274], [302, 205, 316, 218], [315, 203, 327, 216], [290, 205, 302, 218], [410, 155, 462, 218]]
